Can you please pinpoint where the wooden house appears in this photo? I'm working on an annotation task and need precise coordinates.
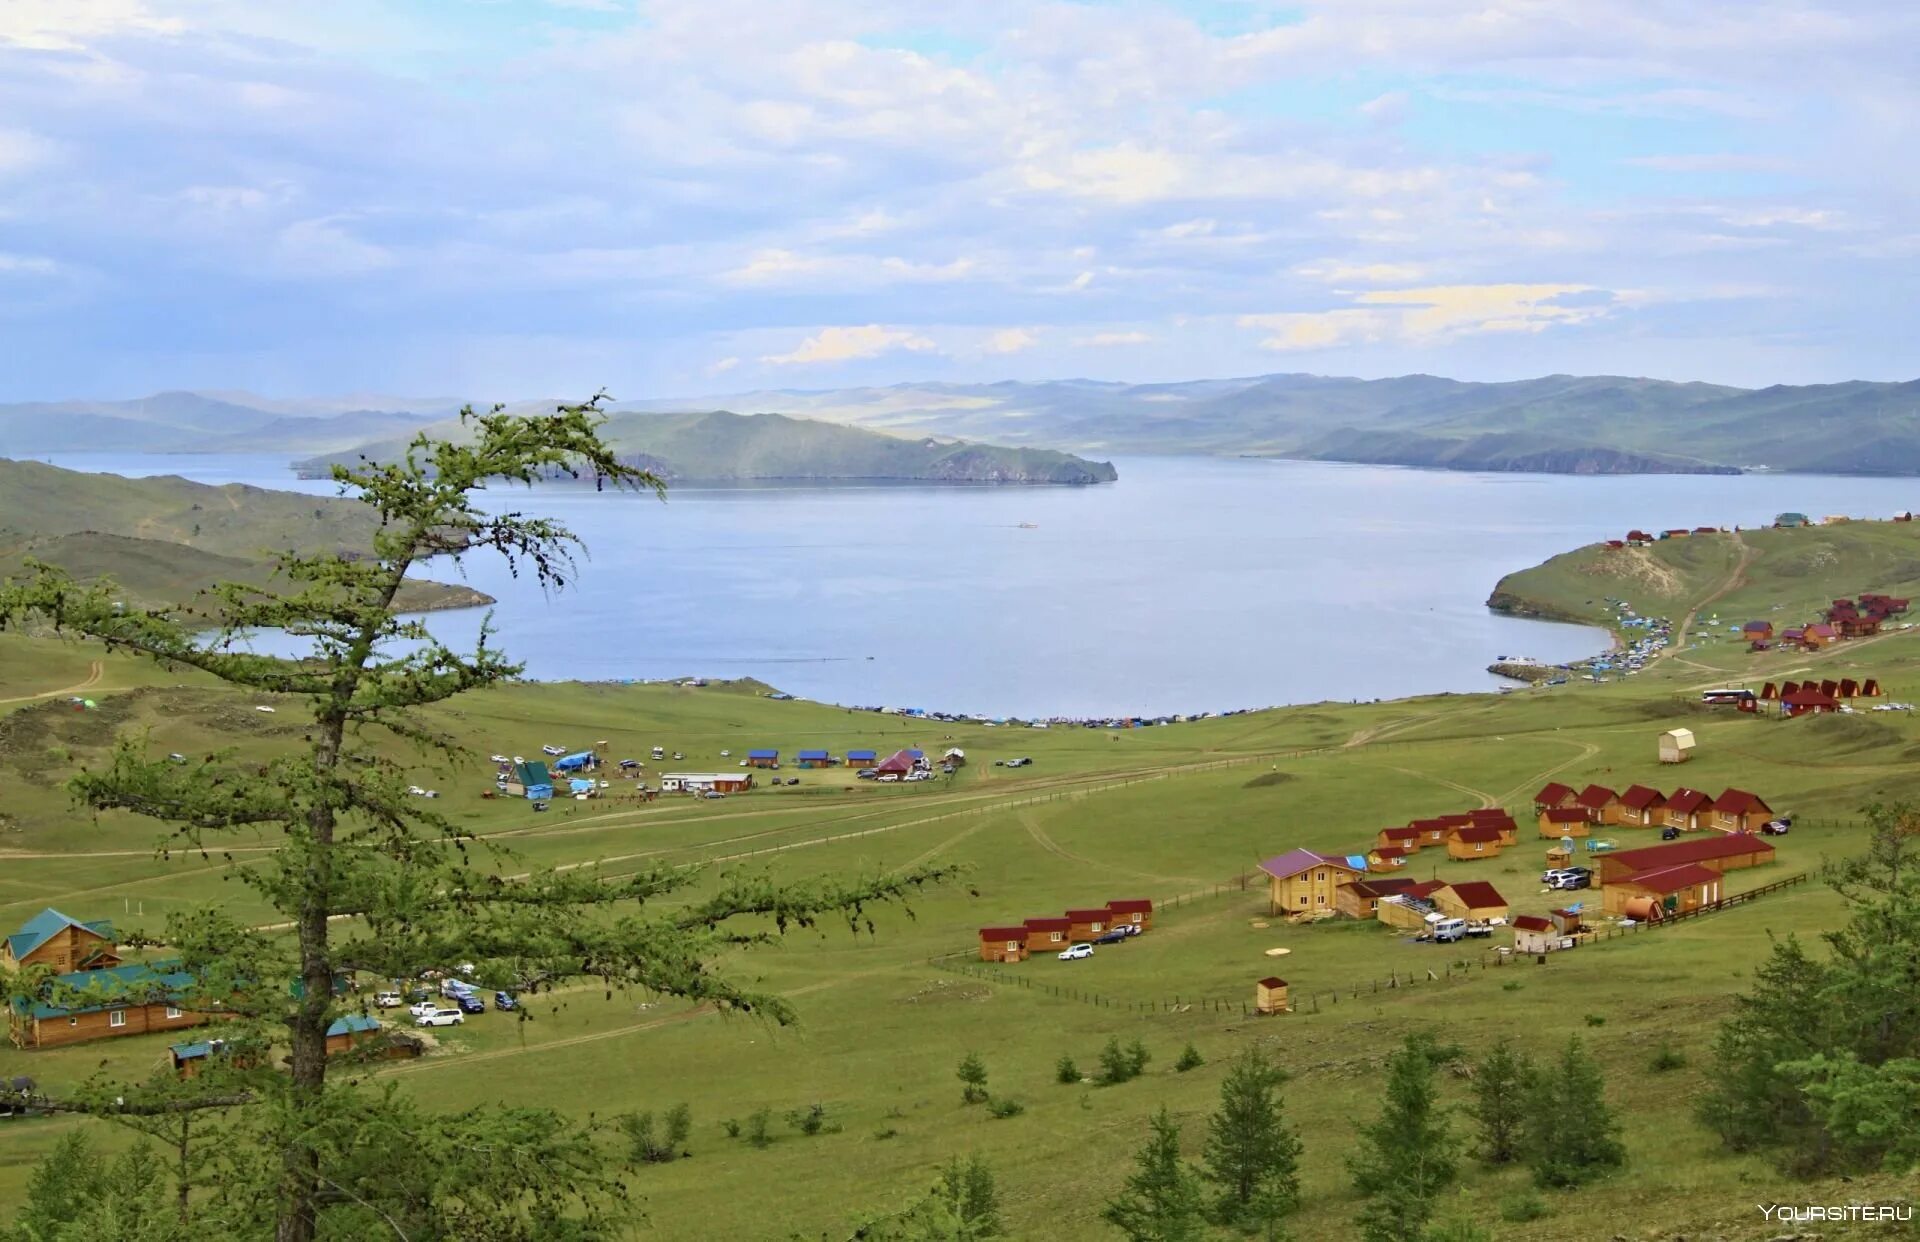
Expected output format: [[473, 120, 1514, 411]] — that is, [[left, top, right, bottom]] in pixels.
[[8, 961, 212, 1050], [1819, 679, 1840, 698], [170, 1037, 230, 1079], [1064, 908, 1110, 941], [1533, 782, 1579, 812], [1258, 849, 1364, 917], [1375, 880, 1446, 930], [1658, 728, 1696, 764], [3, 909, 119, 974], [1862, 679, 1884, 697], [324, 1014, 381, 1056], [1616, 785, 1666, 826], [1742, 620, 1774, 642], [1021, 917, 1072, 954], [1106, 899, 1154, 931], [1781, 687, 1839, 717], [1433, 881, 1508, 923], [1576, 784, 1621, 824], [1366, 845, 1410, 869], [1709, 788, 1773, 833], [1445, 825, 1507, 860], [1254, 977, 1290, 1015], [1373, 825, 1424, 853], [746, 749, 780, 769], [1596, 834, 1775, 886], [1538, 806, 1593, 839], [977, 926, 1028, 962], [845, 749, 878, 768], [1335, 877, 1420, 919], [1625, 529, 1654, 545], [794, 749, 836, 769], [1802, 623, 1838, 649], [1760, 682, 1778, 700], [1602, 863, 1722, 917], [1839, 678, 1860, 699], [1407, 819, 1451, 848], [1510, 915, 1563, 955], [1661, 788, 1712, 832]]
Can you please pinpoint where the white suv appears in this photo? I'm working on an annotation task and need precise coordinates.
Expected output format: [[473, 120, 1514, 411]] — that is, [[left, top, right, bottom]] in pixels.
[[1058, 943, 1094, 961], [414, 1008, 465, 1027]]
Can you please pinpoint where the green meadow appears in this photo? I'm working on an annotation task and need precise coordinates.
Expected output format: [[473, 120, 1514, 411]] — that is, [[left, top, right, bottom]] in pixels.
[[5, 524, 1920, 1237]]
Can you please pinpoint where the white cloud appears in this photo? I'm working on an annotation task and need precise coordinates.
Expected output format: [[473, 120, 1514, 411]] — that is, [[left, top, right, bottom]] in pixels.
[[1359, 90, 1410, 125], [0, 127, 52, 176], [0, 0, 181, 51], [1626, 153, 1788, 173], [721, 249, 976, 287], [0, 252, 60, 276], [1160, 218, 1217, 239], [707, 355, 740, 375], [761, 324, 936, 365], [1294, 260, 1428, 284], [274, 217, 395, 278], [1075, 330, 1153, 346], [984, 328, 1039, 354], [1241, 282, 1624, 350]]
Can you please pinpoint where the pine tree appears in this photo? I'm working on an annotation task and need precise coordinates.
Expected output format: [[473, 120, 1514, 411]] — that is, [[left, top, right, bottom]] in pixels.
[[1347, 1032, 1457, 1242], [1466, 1037, 1534, 1165], [1524, 1035, 1626, 1188], [1200, 1047, 1302, 1230], [1103, 1107, 1210, 1242], [935, 1155, 1003, 1238], [0, 401, 956, 1241], [958, 1050, 990, 1104]]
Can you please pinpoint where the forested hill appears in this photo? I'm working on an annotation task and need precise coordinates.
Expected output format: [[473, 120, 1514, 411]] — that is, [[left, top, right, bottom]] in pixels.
[[625, 373, 1920, 476], [0, 459, 490, 613], [295, 409, 1119, 485]]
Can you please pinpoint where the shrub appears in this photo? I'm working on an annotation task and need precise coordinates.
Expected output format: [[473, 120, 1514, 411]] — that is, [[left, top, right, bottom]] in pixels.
[[745, 1107, 773, 1148], [618, 1106, 692, 1164], [1126, 1038, 1152, 1077], [1584, 1014, 1607, 1028], [1501, 980, 1524, 992], [721, 1118, 741, 1140], [786, 1103, 830, 1137], [871, 1127, 899, 1141], [1175, 1043, 1204, 1073], [1055, 1054, 1081, 1085], [1650, 1043, 1687, 1072], [987, 1097, 1025, 1119], [1500, 1190, 1550, 1223], [958, 1051, 990, 1105]]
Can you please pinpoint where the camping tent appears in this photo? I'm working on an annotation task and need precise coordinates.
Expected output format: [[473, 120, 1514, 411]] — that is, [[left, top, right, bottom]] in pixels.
[[554, 752, 595, 772]]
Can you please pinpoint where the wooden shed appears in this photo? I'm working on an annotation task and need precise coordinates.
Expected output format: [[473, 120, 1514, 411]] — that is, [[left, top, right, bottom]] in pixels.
[[1709, 788, 1773, 833], [1538, 807, 1593, 838], [1616, 784, 1666, 826], [1533, 782, 1579, 813], [1433, 881, 1508, 922], [1661, 788, 1712, 832], [1254, 977, 1290, 1015], [978, 926, 1028, 962], [1510, 915, 1562, 955], [1446, 825, 1507, 860], [1335, 877, 1419, 919], [1367, 845, 1410, 869], [1658, 728, 1696, 764], [1576, 784, 1622, 823], [1106, 899, 1154, 931], [1373, 825, 1424, 852]]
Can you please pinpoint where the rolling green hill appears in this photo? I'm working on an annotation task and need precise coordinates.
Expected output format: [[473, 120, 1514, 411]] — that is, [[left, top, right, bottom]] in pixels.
[[631, 372, 1920, 475], [0, 391, 435, 455], [293, 409, 1119, 485], [0, 459, 490, 613]]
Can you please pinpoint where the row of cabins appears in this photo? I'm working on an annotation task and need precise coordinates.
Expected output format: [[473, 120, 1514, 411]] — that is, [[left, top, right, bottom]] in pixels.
[[1369, 808, 1520, 866], [1757, 677, 1885, 717], [1532, 782, 1773, 836], [169, 1016, 423, 1078], [4, 910, 214, 1050], [977, 899, 1155, 961], [1258, 851, 1513, 924], [744, 747, 963, 770]]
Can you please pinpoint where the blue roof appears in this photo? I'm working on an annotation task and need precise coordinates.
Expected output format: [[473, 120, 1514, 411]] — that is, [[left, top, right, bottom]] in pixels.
[[554, 751, 594, 770], [797, 749, 830, 760], [170, 1040, 218, 1060], [6, 908, 113, 964], [11, 961, 196, 1020], [846, 748, 876, 759], [748, 749, 778, 758], [905, 749, 924, 759], [326, 1014, 381, 1037]]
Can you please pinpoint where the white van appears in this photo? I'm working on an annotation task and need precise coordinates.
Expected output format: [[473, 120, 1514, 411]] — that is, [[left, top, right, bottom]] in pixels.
[[1431, 918, 1469, 943]]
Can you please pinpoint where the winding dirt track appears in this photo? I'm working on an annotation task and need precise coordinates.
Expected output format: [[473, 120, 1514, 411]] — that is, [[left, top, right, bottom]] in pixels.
[[0, 660, 103, 706]]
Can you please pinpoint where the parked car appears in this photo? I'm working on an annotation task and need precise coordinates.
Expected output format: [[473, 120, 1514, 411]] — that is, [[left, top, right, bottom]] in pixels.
[[1057, 942, 1094, 961], [455, 994, 486, 1014], [408, 1000, 442, 1018], [878, 773, 901, 783], [490, 753, 510, 763], [1660, 826, 1681, 840], [1551, 869, 1592, 891], [1093, 928, 1130, 945], [1762, 815, 1793, 836], [414, 1008, 465, 1028], [618, 759, 640, 770], [856, 768, 878, 779], [495, 992, 517, 1011], [374, 991, 403, 1009], [167, 752, 188, 764], [441, 978, 475, 998], [542, 745, 565, 756], [531, 801, 549, 813], [702, 789, 725, 799], [719, 749, 731, 757], [1540, 868, 1575, 885]]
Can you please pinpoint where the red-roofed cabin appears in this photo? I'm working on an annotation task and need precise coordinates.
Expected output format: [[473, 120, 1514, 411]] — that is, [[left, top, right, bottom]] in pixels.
[[1533, 782, 1579, 812], [1596, 834, 1775, 886], [1862, 678, 1883, 697], [1576, 784, 1622, 823], [978, 927, 1028, 962], [1819, 679, 1840, 698], [1022, 917, 1072, 954], [1335, 877, 1420, 919], [1710, 788, 1773, 833], [1511, 915, 1562, 954], [1662, 788, 1712, 832], [1374, 825, 1424, 851], [1782, 687, 1839, 717], [1839, 678, 1860, 699], [1469, 813, 1519, 845], [1605, 539, 1625, 550], [1064, 908, 1110, 941], [1446, 825, 1507, 860], [1603, 863, 1723, 917], [1407, 819, 1451, 847], [1626, 530, 1653, 545], [1106, 899, 1154, 931], [1616, 784, 1666, 826], [1760, 681, 1778, 700], [1803, 623, 1838, 648], [1367, 845, 1410, 869], [1434, 881, 1508, 922], [1743, 621, 1774, 641], [1538, 806, 1593, 838], [1839, 616, 1882, 638]]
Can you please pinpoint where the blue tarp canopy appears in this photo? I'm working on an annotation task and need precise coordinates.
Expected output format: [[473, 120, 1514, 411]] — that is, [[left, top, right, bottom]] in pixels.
[[554, 751, 594, 771], [525, 784, 553, 800], [569, 778, 595, 793]]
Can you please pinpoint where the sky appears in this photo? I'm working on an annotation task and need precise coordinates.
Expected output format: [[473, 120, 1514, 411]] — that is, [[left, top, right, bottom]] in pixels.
[[2, 0, 1917, 401]]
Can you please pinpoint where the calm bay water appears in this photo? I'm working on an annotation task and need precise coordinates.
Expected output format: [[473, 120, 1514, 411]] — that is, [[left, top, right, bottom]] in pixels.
[[33, 452, 1920, 717]]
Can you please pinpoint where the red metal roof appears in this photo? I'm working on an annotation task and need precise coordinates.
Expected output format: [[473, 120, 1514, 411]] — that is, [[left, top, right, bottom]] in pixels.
[[1511, 915, 1554, 932], [1380, 826, 1422, 840], [1535, 781, 1576, 804], [1064, 908, 1111, 921], [1450, 825, 1505, 843], [1542, 807, 1591, 823], [1402, 880, 1446, 899], [1664, 788, 1712, 814], [1576, 783, 1618, 809], [1468, 807, 1511, 820], [1022, 917, 1072, 932], [1106, 899, 1153, 913], [1372, 846, 1410, 859], [1781, 687, 1837, 706], [979, 926, 1028, 940], [1712, 788, 1771, 816], [1615, 863, 1719, 894], [1442, 881, 1507, 909], [1619, 784, 1664, 810], [1258, 976, 1287, 988], [1606, 835, 1775, 871], [1409, 818, 1450, 832], [1347, 877, 1420, 899]]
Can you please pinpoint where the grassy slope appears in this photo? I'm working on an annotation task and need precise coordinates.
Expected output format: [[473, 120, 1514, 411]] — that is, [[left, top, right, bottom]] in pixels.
[[0, 459, 487, 613], [7, 540, 1920, 1235], [294, 410, 1119, 485]]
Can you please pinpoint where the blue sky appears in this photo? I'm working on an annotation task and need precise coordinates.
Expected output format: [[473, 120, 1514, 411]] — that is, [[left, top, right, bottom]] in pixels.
[[2, 0, 1915, 401]]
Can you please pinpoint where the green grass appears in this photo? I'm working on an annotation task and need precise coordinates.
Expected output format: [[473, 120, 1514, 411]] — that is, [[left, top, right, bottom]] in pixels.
[[5, 601, 1920, 1237]]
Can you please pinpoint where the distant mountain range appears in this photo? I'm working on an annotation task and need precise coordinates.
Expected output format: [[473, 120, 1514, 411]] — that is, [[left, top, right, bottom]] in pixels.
[[292, 409, 1118, 486], [13, 372, 1920, 475], [0, 459, 489, 614]]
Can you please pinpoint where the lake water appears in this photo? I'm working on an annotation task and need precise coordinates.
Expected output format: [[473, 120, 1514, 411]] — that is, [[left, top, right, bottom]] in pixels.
[[29, 453, 1920, 717]]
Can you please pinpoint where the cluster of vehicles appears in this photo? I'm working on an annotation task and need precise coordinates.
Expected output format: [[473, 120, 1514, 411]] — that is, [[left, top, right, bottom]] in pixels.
[[1055, 923, 1142, 961], [1540, 865, 1593, 891], [374, 974, 517, 1028]]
